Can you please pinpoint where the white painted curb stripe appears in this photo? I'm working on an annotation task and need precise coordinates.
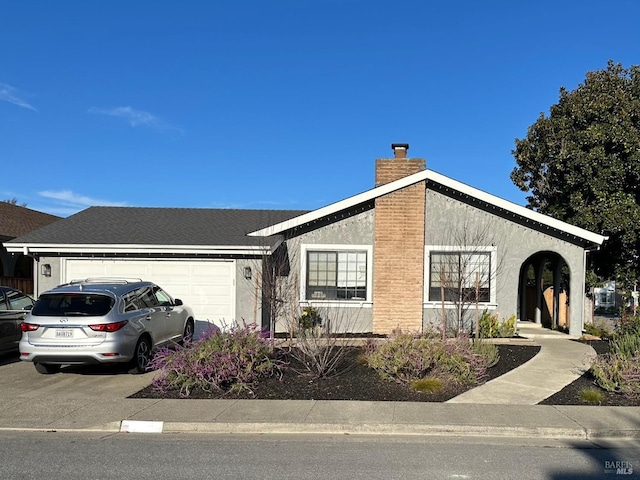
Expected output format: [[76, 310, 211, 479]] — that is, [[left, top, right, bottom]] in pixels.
[[120, 420, 164, 433]]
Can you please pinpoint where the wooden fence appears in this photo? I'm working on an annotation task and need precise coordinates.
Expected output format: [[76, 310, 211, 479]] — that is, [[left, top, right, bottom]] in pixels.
[[0, 277, 33, 294]]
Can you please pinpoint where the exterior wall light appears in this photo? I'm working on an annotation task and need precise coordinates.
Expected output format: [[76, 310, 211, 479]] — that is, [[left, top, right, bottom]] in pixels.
[[243, 266, 252, 280], [41, 264, 52, 277]]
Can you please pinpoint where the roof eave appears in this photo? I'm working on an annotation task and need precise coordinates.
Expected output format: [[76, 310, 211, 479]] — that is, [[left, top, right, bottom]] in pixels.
[[4, 243, 272, 256], [248, 168, 606, 246]]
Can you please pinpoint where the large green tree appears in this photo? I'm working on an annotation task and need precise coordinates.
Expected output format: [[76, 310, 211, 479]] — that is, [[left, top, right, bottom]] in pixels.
[[511, 61, 640, 286]]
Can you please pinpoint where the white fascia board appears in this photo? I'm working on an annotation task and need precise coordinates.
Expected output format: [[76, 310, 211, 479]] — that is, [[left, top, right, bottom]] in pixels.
[[248, 169, 430, 237], [248, 168, 606, 246], [425, 170, 607, 246], [4, 243, 272, 256]]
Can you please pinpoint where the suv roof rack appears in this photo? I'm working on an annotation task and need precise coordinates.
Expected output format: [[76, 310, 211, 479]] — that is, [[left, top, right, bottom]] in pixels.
[[67, 278, 143, 285]]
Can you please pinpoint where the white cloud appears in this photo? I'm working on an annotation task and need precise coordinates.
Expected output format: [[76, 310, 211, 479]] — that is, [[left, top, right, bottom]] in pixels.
[[88, 106, 183, 134], [38, 190, 127, 208], [0, 83, 37, 111]]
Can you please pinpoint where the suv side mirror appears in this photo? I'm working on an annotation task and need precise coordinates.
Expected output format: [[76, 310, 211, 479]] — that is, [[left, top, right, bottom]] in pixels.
[[174, 299, 183, 306]]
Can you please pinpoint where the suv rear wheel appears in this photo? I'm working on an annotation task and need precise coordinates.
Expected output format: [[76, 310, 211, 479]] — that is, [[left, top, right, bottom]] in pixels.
[[128, 336, 151, 374], [34, 362, 61, 374]]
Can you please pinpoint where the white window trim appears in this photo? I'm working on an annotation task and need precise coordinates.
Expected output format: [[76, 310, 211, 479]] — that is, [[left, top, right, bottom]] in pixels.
[[300, 243, 373, 308], [423, 245, 498, 310]]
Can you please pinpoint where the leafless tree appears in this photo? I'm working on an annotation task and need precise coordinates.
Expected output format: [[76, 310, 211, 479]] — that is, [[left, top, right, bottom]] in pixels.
[[429, 219, 506, 337], [244, 239, 366, 377]]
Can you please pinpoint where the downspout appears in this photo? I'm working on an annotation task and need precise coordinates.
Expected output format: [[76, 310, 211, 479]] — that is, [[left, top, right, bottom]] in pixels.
[[34, 257, 39, 298]]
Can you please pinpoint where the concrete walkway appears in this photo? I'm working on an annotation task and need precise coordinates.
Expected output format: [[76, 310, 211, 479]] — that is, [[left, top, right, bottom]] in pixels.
[[447, 323, 596, 405]]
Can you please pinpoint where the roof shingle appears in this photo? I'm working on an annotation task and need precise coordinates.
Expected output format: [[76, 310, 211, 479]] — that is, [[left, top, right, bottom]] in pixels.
[[7, 206, 308, 246], [0, 202, 60, 240]]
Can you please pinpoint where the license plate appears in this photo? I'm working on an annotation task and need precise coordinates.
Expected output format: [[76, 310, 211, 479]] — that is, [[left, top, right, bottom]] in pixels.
[[56, 329, 73, 338]]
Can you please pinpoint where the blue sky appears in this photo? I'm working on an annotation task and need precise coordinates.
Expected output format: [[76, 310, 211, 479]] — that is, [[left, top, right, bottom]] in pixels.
[[1, 1, 639, 217]]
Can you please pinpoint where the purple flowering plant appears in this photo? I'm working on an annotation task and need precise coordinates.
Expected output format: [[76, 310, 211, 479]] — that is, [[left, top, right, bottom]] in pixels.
[[149, 322, 281, 397]]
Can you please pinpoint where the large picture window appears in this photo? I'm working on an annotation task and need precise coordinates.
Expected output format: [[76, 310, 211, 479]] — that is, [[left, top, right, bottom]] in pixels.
[[306, 250, 367, 301], [429, 251, 491, 303]]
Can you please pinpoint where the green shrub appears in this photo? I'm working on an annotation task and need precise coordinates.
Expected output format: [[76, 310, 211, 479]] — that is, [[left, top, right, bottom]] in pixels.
[[584, 320, 613, 339], [364, 332, 494, 386], [364, 333, 443, 384], [411, 376, 443, 393], [610, 333, 640, 359], [616, 312, 640, 337], [298, 306, 322, 330], [478, 312, 516, 338], [590, 353, 640, 398], [471, 339, 500, 368], [579, 387, 605, 405]]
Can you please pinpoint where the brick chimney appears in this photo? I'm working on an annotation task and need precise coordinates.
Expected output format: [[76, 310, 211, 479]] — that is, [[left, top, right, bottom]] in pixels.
[[376, 144, 426, 186], [373, 143, 426, 334]]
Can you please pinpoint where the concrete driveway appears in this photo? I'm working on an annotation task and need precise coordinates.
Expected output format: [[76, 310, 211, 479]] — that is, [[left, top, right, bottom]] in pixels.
[[0, 352, 154, 401]]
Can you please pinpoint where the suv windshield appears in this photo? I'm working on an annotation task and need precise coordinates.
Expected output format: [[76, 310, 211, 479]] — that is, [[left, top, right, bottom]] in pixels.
[[31, 293, 115, 317]]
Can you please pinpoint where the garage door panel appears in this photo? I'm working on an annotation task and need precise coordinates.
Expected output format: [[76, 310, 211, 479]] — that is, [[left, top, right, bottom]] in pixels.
[[64, 259, 235, 325]]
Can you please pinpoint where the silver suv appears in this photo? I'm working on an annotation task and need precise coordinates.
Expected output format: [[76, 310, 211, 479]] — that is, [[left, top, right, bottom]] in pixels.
[[19, 278, 195, 374]]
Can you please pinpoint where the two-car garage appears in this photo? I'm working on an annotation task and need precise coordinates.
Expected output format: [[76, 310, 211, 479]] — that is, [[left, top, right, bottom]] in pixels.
[[62, 259, 236, 326]]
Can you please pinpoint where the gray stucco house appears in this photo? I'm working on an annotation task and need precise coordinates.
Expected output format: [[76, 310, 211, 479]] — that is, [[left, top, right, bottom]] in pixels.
[[6, 144, 606, 337]]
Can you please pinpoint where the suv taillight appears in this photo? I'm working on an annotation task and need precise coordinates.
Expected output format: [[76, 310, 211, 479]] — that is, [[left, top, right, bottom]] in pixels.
[[89, 320, 128, 332], [20, 322, 39, 332]]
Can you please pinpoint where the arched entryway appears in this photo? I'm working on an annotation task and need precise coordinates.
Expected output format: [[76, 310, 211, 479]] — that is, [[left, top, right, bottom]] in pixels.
[[518, 251, 570, 331]]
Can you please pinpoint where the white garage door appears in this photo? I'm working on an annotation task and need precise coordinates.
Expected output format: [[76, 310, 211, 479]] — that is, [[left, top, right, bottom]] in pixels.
[[63, 259, 235, 325]]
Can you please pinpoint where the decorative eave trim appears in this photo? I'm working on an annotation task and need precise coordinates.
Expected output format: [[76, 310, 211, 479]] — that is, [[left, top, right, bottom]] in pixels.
[[248, 169, 607, 246], [248, 170, 428, 237], [4, 243, 272, 256], [426, 170, 607, 246]]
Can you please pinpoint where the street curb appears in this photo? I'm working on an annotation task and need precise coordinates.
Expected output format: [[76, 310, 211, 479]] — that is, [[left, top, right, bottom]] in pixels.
[[1, 422, 640, 440], [159, 422, 584, 438], [155, 422, 611, 440]]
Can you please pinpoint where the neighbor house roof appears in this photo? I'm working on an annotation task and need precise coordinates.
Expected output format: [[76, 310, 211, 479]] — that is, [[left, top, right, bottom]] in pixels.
[[0, 202, 60, 242], [6, 206, 308, 255], [248, 168, 607, 247]]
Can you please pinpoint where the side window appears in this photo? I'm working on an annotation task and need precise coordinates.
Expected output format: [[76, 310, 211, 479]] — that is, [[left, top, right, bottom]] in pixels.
[[0, 291, 7, 311], [122, 291, 140, 312], [137, 287, 159, 308], [154, 288, 173, 307], [7, 291, 34, 310]]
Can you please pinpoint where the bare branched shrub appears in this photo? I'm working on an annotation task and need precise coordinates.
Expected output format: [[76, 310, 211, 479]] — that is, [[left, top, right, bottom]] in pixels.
[[286, 304, 365, 378]]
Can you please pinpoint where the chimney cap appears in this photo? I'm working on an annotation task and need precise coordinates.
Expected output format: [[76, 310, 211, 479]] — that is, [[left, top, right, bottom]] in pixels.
[[391, 143, 409, 158], [391, 143, 409, 151]]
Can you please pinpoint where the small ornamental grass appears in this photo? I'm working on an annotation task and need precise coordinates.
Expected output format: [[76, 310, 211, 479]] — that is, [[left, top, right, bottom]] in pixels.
[[411, 376, 444, 393], [579, 387, 605, 405], [363, 331, 498, 388], [149, 323, 280, 398]]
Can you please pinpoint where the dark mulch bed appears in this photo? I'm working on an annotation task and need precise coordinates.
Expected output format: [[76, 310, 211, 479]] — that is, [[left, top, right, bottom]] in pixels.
[[130, 344, 540, 402], [539, 340, 640, 407]]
